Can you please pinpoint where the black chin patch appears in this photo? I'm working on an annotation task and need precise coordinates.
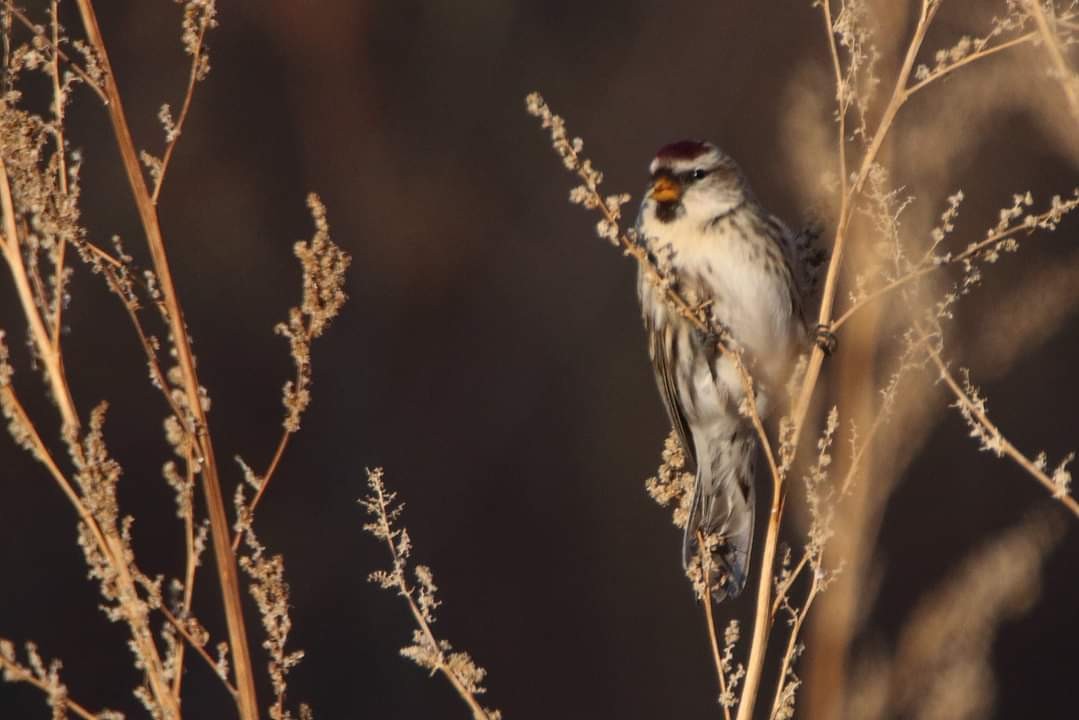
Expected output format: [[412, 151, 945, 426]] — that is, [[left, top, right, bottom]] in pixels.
[[655, 201, 681, 223]]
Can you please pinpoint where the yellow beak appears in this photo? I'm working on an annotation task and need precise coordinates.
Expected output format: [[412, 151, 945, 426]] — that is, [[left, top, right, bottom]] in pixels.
[[651, 175, 682, 203]]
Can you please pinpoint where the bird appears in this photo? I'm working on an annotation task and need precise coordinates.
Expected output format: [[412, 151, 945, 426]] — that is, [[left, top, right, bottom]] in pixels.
[[635, 140, 824, 600]]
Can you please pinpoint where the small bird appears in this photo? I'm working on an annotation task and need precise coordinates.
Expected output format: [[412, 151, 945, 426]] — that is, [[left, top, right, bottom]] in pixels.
[[636, 140, 822, 600]]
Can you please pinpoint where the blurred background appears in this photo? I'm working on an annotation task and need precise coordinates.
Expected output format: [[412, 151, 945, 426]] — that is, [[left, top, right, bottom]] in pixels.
[[1, 1, 1077, 718]]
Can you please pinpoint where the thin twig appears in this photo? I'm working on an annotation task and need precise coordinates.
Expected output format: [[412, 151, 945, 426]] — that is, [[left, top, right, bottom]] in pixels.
[[151, 19, 208, 204], [0, 388, 179, 716], [160, 606, 240, 699], [904, 30, 1037, 97], [698, 531, 733, 720], [0, 0, 107, 104], [70, 2, 259, 716], [769, 579, 821, 720], [47, 0, 69, 353], [0, 384, 110, 557], [820, 0, 847, 203], [928, 345, 1079, 517], [172, 447, 201, 697], [736, 5, 941, 719], [0, 654, 103, 720], [368, 477, 494, 720], [231, 430, 291, 551], [0, 156, 79, 431], [832, 200, 1077, 331]]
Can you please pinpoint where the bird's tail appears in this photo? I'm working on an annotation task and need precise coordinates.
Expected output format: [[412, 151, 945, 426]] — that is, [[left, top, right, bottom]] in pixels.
[[682, 430, 757, 601]]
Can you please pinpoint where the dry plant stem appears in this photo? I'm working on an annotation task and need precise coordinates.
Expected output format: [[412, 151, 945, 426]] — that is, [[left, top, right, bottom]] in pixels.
[[0, 389, 180, 716], [0, 157, 78, 431], [904, 30, 1037, 96], [773, 362, 908, 611], [733, 482, 785, 720], [151, 21, 206, 205], [0, 385, 102, 541], [771, 553, 810, 619], [48, 0, 68, 352], [820, 0, 847, 203], [1025, 0, 1079, 123], [172, 449, 200, 697], [160, 606, 240, 699], [831, 204, 1073, 331], [104, 265, 190, 425], [928, 346, 1079, 516], [0, 1, 108, 104], [0, 655, 101, 720], [698, 531, 733, 720], [736, 5, 941, 719], [231, 430, 291, 552], [769, 581, 821, 720], [369, 481, 492, 720], [71, 2, 259, 717]]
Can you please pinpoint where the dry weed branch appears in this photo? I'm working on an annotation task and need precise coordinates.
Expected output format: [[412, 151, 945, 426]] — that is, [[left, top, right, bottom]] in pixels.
[[148, 0, 216, 204], [231, 194, 350, 548], [834, 190, 1079, 331], [234, 487, 310, 720], [70, 2, 259, 715], [929, 345, 1079, 516], [361, 468, 501, 720], [0, 641, 122, 720], [697, 533, 745, 720], [0, 1, 107, 103]]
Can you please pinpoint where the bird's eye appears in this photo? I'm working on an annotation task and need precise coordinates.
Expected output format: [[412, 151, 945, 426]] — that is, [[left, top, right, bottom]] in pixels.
[[691, 169, 709, 181]]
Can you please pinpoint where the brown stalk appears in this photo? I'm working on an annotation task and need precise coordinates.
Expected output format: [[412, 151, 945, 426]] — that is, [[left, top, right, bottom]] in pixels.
[[47, 0, 69, 354], [70, 2, 259, 717], [737, 4, 940, 719], [0, 230, 180, 717], [0, 157, 78, 432]]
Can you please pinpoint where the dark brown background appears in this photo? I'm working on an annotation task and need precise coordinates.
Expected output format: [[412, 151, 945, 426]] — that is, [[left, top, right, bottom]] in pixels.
[[2, 1, 1077, 718]]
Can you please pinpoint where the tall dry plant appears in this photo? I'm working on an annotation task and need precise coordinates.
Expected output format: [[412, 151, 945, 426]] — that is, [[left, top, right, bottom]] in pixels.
[[3, 1, 1079, 719], [0, 2, 347, 718], [521, 1, 1079, 719]]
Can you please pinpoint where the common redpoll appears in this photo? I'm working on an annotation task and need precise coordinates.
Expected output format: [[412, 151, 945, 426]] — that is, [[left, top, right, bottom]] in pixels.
[[636, 140, 823, 600]]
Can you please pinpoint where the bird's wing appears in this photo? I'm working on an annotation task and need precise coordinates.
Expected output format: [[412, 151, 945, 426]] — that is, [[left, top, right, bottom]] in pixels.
[[770, 213, 827, 310], [645, 311, 696, 466]]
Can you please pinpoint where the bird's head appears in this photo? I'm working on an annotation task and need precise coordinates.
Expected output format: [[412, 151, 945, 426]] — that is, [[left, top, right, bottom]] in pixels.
[[646, 140, 747, 225]]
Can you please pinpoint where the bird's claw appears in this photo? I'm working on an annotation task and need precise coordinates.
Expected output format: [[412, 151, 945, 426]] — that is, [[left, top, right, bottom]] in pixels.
[[813, 323, 837, 356]]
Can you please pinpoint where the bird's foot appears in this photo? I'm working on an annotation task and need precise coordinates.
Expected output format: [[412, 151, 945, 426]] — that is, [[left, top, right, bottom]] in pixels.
[[813, 323, 837, 356]]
